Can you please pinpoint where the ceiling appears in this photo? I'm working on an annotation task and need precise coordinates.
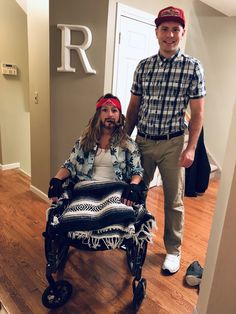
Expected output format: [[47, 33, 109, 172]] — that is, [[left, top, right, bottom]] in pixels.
[[200, 0, 236, 16]]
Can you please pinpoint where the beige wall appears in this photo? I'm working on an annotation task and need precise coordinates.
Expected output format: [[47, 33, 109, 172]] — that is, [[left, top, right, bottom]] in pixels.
[[0, 128, 2, 164], [182, 4, 236, 312], [185, 1, 236, 168], [197, 102, 236, 313], [50, 0, 109, 175], [0, 0, 30, 174], [27, 0, 50, 192]]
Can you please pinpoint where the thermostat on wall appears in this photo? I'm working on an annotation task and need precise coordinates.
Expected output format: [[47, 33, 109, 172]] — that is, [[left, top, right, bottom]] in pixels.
[[1, 63, 18, 76]]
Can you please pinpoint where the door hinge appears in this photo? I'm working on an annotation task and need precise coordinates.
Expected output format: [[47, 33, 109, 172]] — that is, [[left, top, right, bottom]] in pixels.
[[118, 32, 121, 44]]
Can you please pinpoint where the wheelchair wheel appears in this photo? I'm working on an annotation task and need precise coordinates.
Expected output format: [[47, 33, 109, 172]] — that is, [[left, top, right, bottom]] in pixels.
[[132, 278, 147, 312], [42, 280, 72, 309], [126, 241, 148, 276]]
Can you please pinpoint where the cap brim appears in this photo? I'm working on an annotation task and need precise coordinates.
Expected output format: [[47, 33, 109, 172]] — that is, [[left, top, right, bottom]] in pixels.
[[155, 16, 185, 28]]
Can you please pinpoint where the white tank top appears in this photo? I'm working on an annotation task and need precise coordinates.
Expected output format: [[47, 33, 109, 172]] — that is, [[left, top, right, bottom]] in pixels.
[[92, 148, 116, 181]]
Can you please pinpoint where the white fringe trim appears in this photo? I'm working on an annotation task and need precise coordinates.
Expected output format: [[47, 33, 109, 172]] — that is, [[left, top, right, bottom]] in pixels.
[[68, 217, 155, 250]]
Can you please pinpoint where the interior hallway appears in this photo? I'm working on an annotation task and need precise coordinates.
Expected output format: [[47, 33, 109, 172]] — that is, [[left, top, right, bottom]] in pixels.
[[0, 169, 219, 313]]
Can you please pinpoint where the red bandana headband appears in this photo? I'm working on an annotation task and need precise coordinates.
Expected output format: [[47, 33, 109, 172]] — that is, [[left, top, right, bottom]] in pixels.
[[96, 97, 122, 111]]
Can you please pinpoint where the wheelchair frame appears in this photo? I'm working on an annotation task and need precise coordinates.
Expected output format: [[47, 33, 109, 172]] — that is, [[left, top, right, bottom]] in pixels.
[[42, 195, 151, 313]]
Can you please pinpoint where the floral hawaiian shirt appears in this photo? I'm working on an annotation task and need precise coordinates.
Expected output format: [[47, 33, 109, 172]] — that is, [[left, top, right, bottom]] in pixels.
[[62, 137, 143, 183]]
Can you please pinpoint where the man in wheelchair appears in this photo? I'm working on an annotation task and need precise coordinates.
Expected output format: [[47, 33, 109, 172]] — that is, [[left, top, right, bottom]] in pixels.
[[43, 93, 155, 312]]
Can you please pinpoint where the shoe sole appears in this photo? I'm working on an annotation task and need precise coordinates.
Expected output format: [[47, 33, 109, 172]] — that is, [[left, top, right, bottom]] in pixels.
[[185, 275, 201, 286], [162, 266, 180, 274]]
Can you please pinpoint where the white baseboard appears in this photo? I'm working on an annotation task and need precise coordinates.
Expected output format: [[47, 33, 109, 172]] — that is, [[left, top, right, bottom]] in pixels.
[[0, 165, 49, 203], [30, 184, 50, 204], [206, 146, 222, 172], [0, 163, 31, 178], [0, 301, 10, 314], [18, 168, 31, 178], [0, 162, 20, 170]]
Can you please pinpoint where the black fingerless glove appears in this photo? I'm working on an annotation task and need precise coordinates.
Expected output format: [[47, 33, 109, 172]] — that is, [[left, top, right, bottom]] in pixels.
[[48, 178, 63, 198], [121, 183, 146, 204]]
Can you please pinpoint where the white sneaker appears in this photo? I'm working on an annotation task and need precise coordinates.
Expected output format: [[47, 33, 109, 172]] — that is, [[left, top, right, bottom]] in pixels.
[[162, 253, 181, 274]]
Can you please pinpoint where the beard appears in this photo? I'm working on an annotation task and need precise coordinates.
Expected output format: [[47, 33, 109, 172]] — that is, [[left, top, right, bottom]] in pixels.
[[102, 118, 117, 129]]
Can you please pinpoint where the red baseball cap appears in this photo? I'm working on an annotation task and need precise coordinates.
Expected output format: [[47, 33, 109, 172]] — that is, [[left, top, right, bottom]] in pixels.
[[155, 6, 185, 28]]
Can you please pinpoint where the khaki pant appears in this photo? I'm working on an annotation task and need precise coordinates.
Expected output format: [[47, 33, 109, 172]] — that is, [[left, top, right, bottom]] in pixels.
[[136, 134, 185, 255]]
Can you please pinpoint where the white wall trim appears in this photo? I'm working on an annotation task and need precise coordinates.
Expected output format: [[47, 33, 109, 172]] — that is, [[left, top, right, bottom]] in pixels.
[[193, 307, 198, 314], [116, 3, 156, 25], [18, 168, 31, 178], [0, 162, 20, 170], [0, 164, 49, 203], [30, 185, 50, 204], [0, 163, 31, 177], [206, 146, 222, 172], [15, 0, 28, 14], [0, 300, 10, 314]]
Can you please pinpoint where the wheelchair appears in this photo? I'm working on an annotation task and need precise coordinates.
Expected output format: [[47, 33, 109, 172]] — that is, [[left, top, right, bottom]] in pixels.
[[42, 180, 155, 312]]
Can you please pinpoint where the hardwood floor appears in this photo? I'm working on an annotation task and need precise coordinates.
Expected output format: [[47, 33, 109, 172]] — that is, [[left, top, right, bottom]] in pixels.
[[0, 169, 219, 314]]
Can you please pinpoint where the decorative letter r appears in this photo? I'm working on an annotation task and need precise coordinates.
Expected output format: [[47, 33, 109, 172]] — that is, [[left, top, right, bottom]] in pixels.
[[57, 24, 96, 74]]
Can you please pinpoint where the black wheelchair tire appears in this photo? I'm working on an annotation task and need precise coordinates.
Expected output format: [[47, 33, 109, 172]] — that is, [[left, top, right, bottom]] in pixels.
[[42, 280, 73, 309]]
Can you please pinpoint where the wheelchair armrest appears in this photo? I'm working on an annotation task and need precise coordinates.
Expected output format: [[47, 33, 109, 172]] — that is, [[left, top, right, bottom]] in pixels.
[[57, 178, 76, 200], [47, 199, 70, 224]]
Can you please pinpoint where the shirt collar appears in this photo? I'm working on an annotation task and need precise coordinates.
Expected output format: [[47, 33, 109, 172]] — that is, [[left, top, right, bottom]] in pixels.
[[157, 49, 181, 63]]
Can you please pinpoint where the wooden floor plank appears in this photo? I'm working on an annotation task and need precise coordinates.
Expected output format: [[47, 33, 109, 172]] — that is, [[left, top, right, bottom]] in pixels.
[[0, 169, 219, 313]]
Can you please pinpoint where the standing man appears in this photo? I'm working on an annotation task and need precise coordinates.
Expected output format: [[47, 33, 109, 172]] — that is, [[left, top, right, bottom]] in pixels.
[[126, 6, 206, 274]]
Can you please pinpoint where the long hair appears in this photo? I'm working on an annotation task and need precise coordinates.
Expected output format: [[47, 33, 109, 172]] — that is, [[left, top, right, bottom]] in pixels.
[[80, 93, 128, 154]]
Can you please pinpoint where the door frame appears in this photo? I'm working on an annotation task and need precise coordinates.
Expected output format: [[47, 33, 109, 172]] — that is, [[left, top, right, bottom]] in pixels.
[[112, 3, 156, 94]]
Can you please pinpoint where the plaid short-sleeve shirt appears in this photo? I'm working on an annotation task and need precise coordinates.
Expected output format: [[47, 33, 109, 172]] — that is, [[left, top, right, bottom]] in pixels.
[[131, 50, 206, 136]]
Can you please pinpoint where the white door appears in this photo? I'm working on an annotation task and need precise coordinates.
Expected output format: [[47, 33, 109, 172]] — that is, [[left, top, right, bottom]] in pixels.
[[113, 5, 161, 187], [114, 15, 158, 121]]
